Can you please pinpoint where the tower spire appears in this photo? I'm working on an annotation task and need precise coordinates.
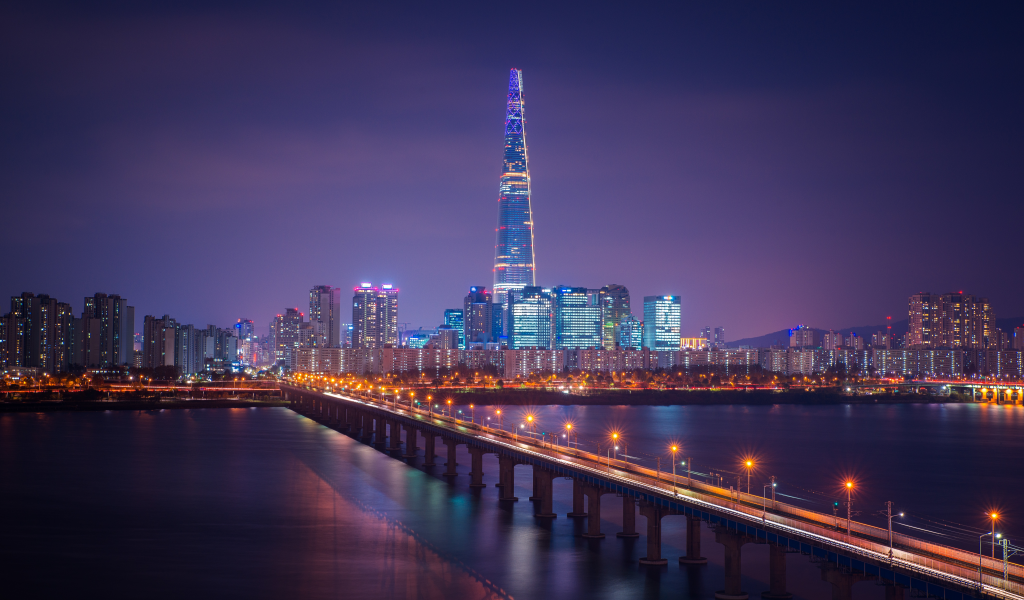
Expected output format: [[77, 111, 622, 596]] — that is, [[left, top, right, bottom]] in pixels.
[[493, 68, 536, 310]]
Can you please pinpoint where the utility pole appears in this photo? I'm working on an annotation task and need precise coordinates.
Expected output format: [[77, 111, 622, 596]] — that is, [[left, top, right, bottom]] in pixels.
[[687, 457, 691, 485], [656, 456, 660, 481], [885, 501, 894, 557], [770, 475, 777, 509]]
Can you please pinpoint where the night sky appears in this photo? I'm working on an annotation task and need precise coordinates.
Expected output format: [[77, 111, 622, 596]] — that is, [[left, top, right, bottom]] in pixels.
[[2, 2, 1022, 339]]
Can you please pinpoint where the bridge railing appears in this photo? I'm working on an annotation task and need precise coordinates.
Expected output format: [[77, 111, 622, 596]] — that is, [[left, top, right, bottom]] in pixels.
[[298, 384, 1023, 596]]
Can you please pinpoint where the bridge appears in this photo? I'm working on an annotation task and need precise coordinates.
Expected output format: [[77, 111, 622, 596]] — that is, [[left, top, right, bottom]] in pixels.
[[282, 383, 1023, 600]]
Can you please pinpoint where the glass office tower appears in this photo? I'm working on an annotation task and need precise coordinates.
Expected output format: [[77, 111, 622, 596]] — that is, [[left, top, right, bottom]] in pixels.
[[643, 295, 681, 351], [493, 69, 537, 308]]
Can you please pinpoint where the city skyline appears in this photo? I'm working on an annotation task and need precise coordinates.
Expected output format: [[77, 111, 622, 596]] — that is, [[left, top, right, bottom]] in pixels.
[[2, 3, 1022, 341]]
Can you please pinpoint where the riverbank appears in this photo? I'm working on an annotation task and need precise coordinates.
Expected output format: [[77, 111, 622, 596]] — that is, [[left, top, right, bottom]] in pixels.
[[0, 399, 289, 413], [430, 388, 964, 406]]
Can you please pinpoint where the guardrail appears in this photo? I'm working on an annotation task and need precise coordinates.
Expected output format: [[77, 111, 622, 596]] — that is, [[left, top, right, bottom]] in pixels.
[[294, 383, 1023, 598]]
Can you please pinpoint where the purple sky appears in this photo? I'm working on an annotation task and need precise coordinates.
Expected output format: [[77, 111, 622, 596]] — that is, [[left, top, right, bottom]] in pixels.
[[2, 2, 1022, 339]]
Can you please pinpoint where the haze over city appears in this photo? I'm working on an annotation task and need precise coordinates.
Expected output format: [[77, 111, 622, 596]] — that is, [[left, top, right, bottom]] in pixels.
[[2, 2, 1021, 339]]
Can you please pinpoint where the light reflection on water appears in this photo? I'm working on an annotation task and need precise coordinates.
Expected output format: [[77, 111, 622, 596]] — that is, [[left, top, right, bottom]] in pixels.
[[1, 404, 1019, 599]]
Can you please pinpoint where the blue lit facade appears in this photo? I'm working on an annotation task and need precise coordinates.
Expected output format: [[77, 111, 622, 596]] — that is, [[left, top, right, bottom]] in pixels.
[[618, 314, 644, 350], [553, 286, 602, 349], [509, 287, 552, 349], [443, 309, 464, 349], [493, 69, 536, 307], [643, 295, 681, 351]]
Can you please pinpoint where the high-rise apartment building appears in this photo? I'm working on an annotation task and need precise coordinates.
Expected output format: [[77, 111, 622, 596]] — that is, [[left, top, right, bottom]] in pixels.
[[643, 296, 681, 351], [142, 315, 177, 368], [598, 284, 630, 350], [1015, 326, 1024, 351], [309, 285, 342, 348], [789, 325, 817, 348], [553, 286, 602, 350], [81, 293, 134, 367], [492, 69, 536, 308], [272, 308, 303, 367], [464, 287, 493, 347], [351, 284, 398, 349], [443, 309, 464, 349], [908, 292, 994, 349], [509, 286, 553, 349]]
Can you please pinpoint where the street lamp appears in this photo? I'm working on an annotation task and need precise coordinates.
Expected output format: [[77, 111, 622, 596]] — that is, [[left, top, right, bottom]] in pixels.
[[446, 398, 452, 416], [565, 423, 574, 449], [671, 445, 678, 492], [611, 433, 619, 462], [470, 404, 475, 424], [980, 531, 1002, 586], [496, 409, 502, 430], [745, 460, 754, 494], [762, 481, 776, 519], [990, 513, 1000, 558], [845, 481, 854, 537]]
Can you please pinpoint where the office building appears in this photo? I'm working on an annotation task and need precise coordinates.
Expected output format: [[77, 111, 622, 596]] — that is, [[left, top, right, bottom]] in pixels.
[[508, 286, 553, 349], [643, 296, 680, 351], [598, 284, 630, 350], [553, 286, 602, 350], [464, 286, 493, 346], [444, 309, 464, 349], [492, 69, 537, 307], [618, 314, 643, 351]]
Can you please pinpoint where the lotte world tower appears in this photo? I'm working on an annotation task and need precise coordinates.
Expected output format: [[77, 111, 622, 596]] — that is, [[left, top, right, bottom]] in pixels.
[[492, 69, 536, 308]]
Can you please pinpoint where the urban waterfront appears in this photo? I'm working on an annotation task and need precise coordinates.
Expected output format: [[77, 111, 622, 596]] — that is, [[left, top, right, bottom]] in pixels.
[[2, 403, 1020, 599]]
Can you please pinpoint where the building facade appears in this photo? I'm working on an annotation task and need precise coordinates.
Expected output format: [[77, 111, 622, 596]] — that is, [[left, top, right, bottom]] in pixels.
[[643, 296, 681, 351], [508, 286, 553, 350]]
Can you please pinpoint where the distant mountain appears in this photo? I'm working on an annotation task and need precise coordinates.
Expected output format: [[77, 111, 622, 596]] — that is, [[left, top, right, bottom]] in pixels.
[[727, 317, 1023, 349]]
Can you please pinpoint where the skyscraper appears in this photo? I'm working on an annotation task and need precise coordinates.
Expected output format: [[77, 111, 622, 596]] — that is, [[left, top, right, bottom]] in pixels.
[[493, 69, 536, 308], [463, 286, 493, 347], [309, 285, 342, 348], [643, 296, 681, 351], [598, 284, 630, 350], [351, 283, 398, 349], [553, 286, 602, 350], [444, 309, 465, 349], [509, 287, 553, 349]]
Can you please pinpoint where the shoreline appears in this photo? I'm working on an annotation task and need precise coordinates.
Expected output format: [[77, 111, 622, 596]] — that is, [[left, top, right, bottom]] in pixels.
[[0, 399, 290, 413]]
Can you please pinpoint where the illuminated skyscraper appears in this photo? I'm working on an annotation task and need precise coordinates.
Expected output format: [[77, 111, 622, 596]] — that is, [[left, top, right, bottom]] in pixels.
[[351, 283, 399, 349], [493, 69, 536, 308], [463, 287, 493, 347], [643, 296, 681, 351], [553, 286, 602, 350], [509, 287, 553, 349], [598, 284, 630, 350]]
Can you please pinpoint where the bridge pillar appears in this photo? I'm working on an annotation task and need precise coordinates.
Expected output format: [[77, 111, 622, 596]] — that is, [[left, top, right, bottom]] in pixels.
[[638, 500, 673, 564], [819, 565, 871, 600], [714, 528, 752, 600], [359, 413, 372, 443], [372, 416, 384, 447], [533, 469, 556, 518], [761, 544, 792, 599], [567, 479, 587, 517], [468, 447, 486, 487], [498, 456, 518, 501], [679, 515, 708, 564], [387, 420, 402, 452], [883, 584, 905, 600], [402, 425, 418, 458], [581, 484, 608, 538], [617, 495, 639, 538], [443, 439, 459, 476], [423, 433, 436, 467], [529, 469, 539, 500], [342, 407, 352, 432]]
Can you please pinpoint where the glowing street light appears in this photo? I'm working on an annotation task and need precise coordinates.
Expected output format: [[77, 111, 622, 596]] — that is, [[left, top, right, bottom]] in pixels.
[[990, 513, 1000, 559], [845, 481, 854, 537], [670, 445, 678, 492], [744, 460, 754, 494]]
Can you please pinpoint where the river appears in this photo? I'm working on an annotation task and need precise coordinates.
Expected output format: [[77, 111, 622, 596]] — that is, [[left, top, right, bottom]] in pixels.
[[1, 403, 1020, 599]]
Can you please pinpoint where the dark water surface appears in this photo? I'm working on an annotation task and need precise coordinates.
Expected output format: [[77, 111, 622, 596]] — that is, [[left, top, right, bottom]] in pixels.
[[1, 403, 1020, 600]]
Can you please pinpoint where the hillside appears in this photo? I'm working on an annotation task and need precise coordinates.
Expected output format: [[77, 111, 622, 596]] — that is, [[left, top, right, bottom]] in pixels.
[[727, 317, 1022, 349]]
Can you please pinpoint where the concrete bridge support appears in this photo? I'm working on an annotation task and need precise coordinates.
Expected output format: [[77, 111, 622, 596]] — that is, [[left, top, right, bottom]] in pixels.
[[567, 479, 587, 518], [533, 469, 557, 518], [498, 456, 519, 501], [372, 416, 383, 447], [819, 565, 871, 600], [469, 447, 486, 488], [359, 413, 372, 443], [529, 470, 539, 500], [884, 584, 905, 600], [443, 439, 460, 476], [761, 544, 792, 599], [342, 407, 352, 432], [638, 501, 672, 564], [386, 419, 401, 451], [714, 528, 752, 600], [679, 515, 708, 564], [617, 495, 639, 538], [401, 424, 418, 458], [581, 484, 610, 538], [422, 433, 436, 467]]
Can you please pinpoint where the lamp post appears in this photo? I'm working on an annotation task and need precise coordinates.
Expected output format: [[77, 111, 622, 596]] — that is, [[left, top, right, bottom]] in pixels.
[[980, 531, 1001, 586], [745, 460, 753, 494], [671, 446, 678, 492], [990, 513, 999, 558], [687, 456, 691, 485], [446, 398, 452, 417], [565, 423, 574, 450], [611, 433, 619, 461], [496, 409, 502, 431], [845, 481, 854, 537]]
